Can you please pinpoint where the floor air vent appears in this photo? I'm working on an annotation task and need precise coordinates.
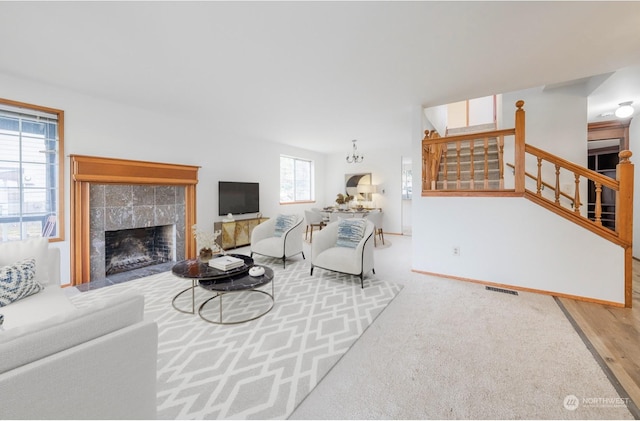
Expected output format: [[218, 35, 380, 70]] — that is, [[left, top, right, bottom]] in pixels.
[[485, 286, 518, 296]]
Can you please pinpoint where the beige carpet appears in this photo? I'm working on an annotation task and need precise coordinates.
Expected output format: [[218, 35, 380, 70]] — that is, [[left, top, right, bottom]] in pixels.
[[291, 236, 634, 419]]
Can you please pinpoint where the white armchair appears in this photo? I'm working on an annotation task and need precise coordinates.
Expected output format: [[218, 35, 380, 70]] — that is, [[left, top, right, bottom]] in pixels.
[[250, 214, 305, 268], [310, 219, 375, 288]]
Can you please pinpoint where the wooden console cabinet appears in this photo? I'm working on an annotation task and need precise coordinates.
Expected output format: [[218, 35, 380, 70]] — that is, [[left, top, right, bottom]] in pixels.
[[214, 217, 268, 250]]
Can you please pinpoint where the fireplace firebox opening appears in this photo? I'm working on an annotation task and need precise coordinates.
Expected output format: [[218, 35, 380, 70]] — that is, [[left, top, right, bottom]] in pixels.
[[105, 225, 175, 275]]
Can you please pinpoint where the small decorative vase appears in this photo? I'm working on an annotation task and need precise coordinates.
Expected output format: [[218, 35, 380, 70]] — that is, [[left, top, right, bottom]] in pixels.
[[199, 247, 214, 262]]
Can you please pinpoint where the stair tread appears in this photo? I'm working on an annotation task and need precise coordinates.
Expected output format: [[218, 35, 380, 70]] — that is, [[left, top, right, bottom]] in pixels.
[[445, 138, 499, 148], [445, 123, 497, 135], [436, 139, 502, 188]]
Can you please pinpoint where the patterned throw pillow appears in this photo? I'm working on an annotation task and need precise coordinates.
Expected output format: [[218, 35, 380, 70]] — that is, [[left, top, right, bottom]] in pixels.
[[0, 258, 42, 307], [274, 214, 297, 237], [336, 219, 367, 248]]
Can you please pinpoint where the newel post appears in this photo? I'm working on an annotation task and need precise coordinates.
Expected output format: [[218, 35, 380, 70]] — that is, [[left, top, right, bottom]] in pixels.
[[616, 150, 633, 307], [514, 100, 526, 194], [422, 130, 431, 192]]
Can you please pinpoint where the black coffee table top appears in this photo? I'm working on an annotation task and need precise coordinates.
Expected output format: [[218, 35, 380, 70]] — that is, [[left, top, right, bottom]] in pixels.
[[172, 254, 274, 292], [171, 254, 254, 280], [199, 265, 274, 292]]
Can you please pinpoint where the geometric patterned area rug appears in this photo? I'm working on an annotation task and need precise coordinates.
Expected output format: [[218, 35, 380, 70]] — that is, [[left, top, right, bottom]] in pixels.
[[70, 256, 402, 419]]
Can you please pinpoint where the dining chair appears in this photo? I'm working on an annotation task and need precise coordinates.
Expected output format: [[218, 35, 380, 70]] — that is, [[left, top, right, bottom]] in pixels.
[[365, 210, 385, 246], [304, 210, 325, 242]]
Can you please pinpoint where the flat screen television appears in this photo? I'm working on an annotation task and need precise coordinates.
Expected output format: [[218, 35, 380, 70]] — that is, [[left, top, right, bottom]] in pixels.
[[218, 181, 260, 216]]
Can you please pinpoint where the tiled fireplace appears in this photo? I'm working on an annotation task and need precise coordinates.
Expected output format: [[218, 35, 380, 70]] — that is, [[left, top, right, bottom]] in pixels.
[[89, 184, 186, 281], [70, 155, 199, 285]]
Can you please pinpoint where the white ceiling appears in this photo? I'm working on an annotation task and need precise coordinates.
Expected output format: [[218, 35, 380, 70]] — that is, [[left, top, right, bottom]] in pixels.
[[1, 1, 640, 154]]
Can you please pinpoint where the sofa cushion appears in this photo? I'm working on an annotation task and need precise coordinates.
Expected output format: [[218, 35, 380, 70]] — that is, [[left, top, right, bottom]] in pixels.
[[251, 236, 283, 256], [274, 214, 297, 237], [0, 237, 51, 285], [0, 286, 76, 330], [0, 259, 42, 308], [314, 246, 360, 275], [336, 219, 366, 248], [0, 293, 145, 374]]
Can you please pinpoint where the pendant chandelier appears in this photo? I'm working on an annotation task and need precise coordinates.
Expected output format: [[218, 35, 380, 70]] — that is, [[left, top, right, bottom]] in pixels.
[[346, 139, 364, 163]]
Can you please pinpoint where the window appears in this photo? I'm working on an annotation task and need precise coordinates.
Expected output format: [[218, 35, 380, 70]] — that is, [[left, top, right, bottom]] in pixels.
[[0, 98, 64, 242], [280, 155, 314, 203]]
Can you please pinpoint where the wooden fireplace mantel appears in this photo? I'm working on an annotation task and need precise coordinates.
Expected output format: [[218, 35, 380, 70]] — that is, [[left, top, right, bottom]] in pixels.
[[70, 155, 199, 285]]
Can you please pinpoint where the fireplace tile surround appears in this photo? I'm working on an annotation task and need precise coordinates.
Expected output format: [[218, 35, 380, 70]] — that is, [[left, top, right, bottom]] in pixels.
[[89, 184, 186, 282], [70, 155, 198, 285]]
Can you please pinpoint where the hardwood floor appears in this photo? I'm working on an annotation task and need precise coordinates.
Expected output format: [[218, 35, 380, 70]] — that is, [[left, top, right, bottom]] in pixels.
[[558, 259, 640, 418]]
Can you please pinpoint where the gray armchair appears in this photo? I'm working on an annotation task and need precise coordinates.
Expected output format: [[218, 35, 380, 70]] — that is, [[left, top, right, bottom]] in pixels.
[[250, 214, 305, 268], [310, 219, 375, 288]]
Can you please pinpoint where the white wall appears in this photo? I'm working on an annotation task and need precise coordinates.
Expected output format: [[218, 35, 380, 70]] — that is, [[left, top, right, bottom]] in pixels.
[[423, 104, 445, 135], [0, 72, 327, 283], [468, 96, 494, 126], [502, 87, 588, 164], [446, 101, 467, 129], [412, 197, 625, 304]]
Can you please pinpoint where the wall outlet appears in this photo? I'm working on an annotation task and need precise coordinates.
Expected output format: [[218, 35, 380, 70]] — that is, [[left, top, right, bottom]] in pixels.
[[452, 246, 460, 256]]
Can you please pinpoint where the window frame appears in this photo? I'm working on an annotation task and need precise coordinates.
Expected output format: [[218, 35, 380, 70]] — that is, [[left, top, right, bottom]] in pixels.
[[0, 97, 65, 242], [279, 155, 315, 204]]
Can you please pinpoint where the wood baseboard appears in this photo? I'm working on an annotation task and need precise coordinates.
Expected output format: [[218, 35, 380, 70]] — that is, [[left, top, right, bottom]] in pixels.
[[412, 269, 625, 308]]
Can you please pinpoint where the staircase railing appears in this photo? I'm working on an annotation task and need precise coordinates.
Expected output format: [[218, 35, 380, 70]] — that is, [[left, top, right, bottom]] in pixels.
[[422, 129, 512, 192], [505, 162, 576, 206], [422, 100, 634, 307], [521, 144, 633, 247]]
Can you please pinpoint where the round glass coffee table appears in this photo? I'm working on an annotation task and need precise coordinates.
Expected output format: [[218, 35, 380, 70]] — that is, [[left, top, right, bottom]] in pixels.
[[171, 254, 274, 324]]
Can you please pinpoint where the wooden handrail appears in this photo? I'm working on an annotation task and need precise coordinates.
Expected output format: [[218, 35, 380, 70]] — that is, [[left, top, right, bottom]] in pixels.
[[505, 162, 575, 205], [518, 144, 627, 233], [423, 128, 515, 146], [525, 144, 619, 190]]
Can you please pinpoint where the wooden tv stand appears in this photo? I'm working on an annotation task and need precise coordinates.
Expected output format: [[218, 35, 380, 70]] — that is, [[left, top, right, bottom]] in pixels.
[[214, 217, 268, 250]]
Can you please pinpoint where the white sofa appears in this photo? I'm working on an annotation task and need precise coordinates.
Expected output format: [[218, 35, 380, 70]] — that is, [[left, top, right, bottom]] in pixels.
[[0, 238, 75, 329], [0, 238, 158, 419]]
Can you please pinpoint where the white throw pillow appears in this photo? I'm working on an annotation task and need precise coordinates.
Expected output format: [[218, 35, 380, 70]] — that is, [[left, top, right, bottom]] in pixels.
[[0, 237, 50, 285], [336, 219, 366, 248], [273, 214, 297, 237], [0, 258, 43, 307]]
